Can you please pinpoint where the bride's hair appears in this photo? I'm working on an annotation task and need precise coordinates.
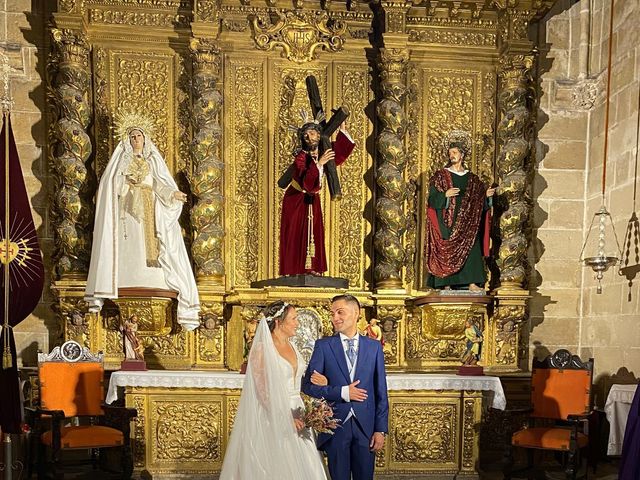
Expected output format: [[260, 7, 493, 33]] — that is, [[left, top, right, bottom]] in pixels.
[[262, 300, 292, 332]]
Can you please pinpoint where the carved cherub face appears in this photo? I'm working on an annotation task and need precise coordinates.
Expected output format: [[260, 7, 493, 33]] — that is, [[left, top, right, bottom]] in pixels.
[[129, 129, 145, 153]]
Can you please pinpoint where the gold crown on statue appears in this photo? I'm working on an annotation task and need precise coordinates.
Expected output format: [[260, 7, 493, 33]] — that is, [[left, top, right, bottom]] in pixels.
[[113, 109, 156, 143], [442, 129, 472, 156]]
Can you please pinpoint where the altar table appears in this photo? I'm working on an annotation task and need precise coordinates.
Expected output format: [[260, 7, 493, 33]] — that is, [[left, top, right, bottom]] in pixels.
[[605, 383, 638, 455], [107, 371, 505, 479]]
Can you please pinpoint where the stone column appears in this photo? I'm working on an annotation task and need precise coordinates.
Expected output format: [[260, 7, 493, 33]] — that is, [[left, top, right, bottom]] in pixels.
[[49, 28, 93, 279], [374, 47, 409, 291], [189, 38, 224, 286]]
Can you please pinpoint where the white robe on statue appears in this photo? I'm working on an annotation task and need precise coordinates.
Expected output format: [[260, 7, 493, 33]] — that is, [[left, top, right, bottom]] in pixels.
[[85, 135, 200, 331]]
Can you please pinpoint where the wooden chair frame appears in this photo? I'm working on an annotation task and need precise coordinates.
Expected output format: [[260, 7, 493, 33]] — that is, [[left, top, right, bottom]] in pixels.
[[26, 341, 137, 480], [503, 349, 594, 480]]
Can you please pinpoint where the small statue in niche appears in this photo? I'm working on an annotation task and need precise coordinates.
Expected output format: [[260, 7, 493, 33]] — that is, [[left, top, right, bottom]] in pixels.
[[362, 318, 384, 346], [461, 318, 483, 366], [120, 315, 146, 370]]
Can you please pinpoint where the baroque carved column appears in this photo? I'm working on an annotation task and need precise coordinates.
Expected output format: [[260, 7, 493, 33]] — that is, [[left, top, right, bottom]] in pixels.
[[493, 1, 556, 372], [49, 28, 93, 279], [374, 48, 409, 290], [190, 39, 225, 285], [495, 53, 535, 289], [492, 53, 535, 372]]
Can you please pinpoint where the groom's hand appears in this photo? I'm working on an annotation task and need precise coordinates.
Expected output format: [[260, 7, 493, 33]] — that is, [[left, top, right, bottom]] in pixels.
[[369, 432, 385, 452], [349, 380, 368, 402]]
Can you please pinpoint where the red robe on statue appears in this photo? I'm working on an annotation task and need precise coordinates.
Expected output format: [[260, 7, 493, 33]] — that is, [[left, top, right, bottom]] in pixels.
[[279, 131, 355, 275]]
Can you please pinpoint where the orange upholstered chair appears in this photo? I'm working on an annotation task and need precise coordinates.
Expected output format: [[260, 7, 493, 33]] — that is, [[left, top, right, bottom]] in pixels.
[[29, 341, 136, 479], [503, 349, 594, 480]]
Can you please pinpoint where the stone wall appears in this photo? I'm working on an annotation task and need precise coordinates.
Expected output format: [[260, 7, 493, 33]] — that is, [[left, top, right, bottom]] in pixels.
[[581, 0, 640, 389], [534, 0, 640, 401], [531, 0, 588, 368], [2, 0, 54, 365]]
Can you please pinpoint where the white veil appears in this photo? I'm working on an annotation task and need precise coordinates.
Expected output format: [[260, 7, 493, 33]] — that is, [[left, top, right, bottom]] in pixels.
[[220, 317, 312, 479]]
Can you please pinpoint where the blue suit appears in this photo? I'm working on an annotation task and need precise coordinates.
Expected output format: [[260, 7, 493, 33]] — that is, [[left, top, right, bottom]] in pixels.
[[302, 334, 389, 480]]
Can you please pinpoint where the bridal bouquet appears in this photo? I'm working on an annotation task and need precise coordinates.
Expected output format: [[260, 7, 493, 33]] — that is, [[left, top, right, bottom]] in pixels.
[[300, 394, 340, 434]]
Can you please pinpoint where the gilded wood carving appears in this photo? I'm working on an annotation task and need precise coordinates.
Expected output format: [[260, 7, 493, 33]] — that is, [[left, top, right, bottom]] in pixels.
[[46, 2, 559, 478], [48, 29, 93, 278], [252, 11, 346, 63], [48, 0, 555, 379], [226, 59, 265, 287]]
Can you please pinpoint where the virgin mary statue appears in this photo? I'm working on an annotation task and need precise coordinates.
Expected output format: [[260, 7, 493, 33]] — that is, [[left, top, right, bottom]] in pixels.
[[85, 112, 200, 331]]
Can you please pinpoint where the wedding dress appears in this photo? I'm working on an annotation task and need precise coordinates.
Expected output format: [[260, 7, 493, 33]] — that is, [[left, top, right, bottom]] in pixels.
[[219, 318, 327, 480]]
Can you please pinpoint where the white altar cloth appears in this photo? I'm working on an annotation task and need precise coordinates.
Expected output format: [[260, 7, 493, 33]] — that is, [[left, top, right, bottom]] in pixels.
[[605, 383, 638, 455], [385, 374, 506, 409], [106, 370, 506, 409]]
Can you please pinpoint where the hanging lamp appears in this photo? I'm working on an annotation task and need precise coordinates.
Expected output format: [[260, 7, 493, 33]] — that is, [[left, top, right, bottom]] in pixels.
[[579, 0, 622, 294], [618, 56, 640, 295]]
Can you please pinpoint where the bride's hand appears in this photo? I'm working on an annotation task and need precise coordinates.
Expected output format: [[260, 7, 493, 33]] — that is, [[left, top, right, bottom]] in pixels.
[[293, 418, 305, 432], [311, 370, 328, 386]]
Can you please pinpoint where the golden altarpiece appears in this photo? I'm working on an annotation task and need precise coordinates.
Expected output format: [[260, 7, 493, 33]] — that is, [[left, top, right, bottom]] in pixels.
[[46, 0, 554, 477]]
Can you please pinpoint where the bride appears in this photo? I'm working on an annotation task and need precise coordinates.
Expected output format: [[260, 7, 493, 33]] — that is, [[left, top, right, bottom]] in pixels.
[[220, 301, 329, 479]]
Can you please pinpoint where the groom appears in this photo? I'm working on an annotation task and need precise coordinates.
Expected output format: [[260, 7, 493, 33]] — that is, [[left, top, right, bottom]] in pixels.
[[302, 294, 389, 480]]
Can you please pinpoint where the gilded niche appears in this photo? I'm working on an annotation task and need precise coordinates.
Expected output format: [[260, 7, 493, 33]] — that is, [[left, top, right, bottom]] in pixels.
[[104, 309, 189, 369], [407, 303, 487, 366], [252, 11, 346, 64], [114, 54, 173, 165], [423, 70, 478, 178], [93, 49, 178, 175], [407, 65, 496, 289], [271, 66, 326, 277]]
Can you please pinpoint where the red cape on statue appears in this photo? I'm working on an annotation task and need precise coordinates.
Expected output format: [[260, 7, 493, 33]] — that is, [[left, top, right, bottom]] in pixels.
[[426, 168, 491, 279], [279, 131, 354, 276]]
